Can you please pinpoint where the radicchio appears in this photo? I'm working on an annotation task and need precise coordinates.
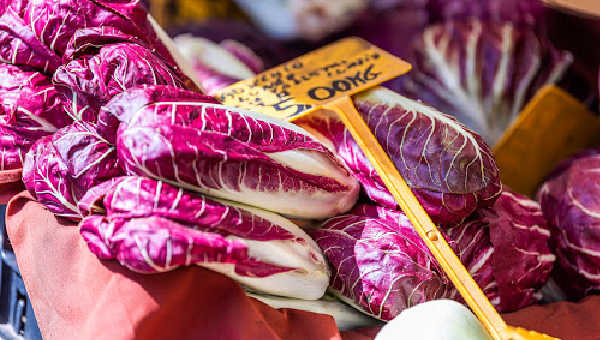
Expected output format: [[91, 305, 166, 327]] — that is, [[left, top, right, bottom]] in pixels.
[[53, 43, 186, 122], [116, 99, 359, 219], [0, 63, 70, 173], [79, 176, 329, 300], [98, 85, 219, 144], [0, 64, 70, 140], [310, 204, 456, 321], [22, 121, 122, 218], [173, 35, 258, 96], [395, 19, 572, 145], [538, 149, 600, 299], [426, 0, 546, 27], [0, 8, 61, 73], [447, 189, 554, 312], [9, 0, 170, 61], [297, 87, 501, 225], [312, 189, 553, 319]]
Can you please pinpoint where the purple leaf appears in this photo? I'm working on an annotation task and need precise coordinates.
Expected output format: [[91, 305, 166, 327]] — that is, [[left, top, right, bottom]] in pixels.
[[0, 8, 61, 73], [311, 204, 457, 321], [174, 35, 256, 96], [394, 19, 572, 144], [297, 87, 501, 225], [538, 149, 600, 299], [79, 176, 329, 299], [53, 43, 186, 122], [117, 101, 359, 219], [447, 188, 554, 312], [97, 85, 219, 144], [22, 121, 122, 218]]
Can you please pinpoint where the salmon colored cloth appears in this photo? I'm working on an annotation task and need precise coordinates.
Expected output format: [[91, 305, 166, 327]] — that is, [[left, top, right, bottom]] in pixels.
[[6, 191, 600, 340]]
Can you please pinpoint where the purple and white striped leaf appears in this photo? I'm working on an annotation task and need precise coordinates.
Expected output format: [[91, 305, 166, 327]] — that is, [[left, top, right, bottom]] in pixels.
[[448, 188, 554, 312], [97, 85, 219, 144], [298, 87, 501, 225], [173, 35, 257, 96], [0, 8, 61, 73], [312, 189, 553, 319], [53, 43, 186, 122], [220, 39, 265, 74], [117, 101, 359, 219], [22, 121, 122, 218], [79, 176, 329, 299], [0, 64, 71, 141], [538, 149, 600, 299], [0, 63, 71, 174], [0, 126, 26, 172], [395, 19, 572, 145], [16, 0, 168, 60], [310, 204, 457, 321]]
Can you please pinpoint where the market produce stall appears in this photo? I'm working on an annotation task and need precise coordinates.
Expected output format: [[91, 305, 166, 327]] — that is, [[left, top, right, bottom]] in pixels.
[[1, 0, 600, 339]]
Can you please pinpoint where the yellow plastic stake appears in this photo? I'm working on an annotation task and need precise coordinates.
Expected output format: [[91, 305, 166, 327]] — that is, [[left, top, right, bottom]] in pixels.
[[218, 38, 560, 340]]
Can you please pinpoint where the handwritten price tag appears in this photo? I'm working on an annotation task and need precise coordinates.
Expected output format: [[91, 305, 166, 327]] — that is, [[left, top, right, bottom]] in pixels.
[[218, 38, 411, 120]]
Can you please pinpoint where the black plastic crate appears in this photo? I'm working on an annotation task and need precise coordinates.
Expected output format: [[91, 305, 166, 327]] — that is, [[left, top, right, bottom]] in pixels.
[[0, 205, 42, 340]]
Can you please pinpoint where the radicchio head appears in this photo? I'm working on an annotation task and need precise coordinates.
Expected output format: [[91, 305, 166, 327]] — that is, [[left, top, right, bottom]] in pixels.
[[79, 176, 329, 299]]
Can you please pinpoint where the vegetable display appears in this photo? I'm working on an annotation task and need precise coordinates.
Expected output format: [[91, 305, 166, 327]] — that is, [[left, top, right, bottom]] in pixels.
[[395, 19, 572, 144], [298, 87, 501, 226], [79, 176, 329, 299], [538, 149, 600, 299], [116, 98, 359, 219], [2, 0, 588, 335]]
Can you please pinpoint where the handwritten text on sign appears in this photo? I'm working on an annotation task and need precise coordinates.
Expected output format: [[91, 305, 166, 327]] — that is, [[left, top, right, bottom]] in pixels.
[[218, 38, 412, 120]]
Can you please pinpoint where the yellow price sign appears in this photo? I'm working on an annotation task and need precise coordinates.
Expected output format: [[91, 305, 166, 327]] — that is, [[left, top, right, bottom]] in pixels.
[[219, 38, 411, 120]]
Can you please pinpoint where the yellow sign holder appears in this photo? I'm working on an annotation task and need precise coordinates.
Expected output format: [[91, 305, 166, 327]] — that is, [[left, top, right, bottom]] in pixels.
[[494, 86, 600, 198], [218, 37, 558, 340]]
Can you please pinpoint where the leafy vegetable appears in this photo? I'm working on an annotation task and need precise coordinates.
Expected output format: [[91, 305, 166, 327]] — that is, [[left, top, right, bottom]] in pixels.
[[173, 35, 257, 96], [395, 19, 572, 144], [98, 85, 219, 144], [53, 43, 187, 122], [297, 87, 501, 225], [448, 189, 554, 311], [0, 63, 70, 174], [0, 127, 26, 172], [22, 121, 122, 218], [219, 39, 264, 74], [0, 8, 61, 73], [312, 189, 553, 319], [79, 176, 329, 300], [8, 0, 168, 60], [310, 204, 456, 321], [538, 149, 600, 299], [0, 63, 70, 141], [116, 99, 359, 219]]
